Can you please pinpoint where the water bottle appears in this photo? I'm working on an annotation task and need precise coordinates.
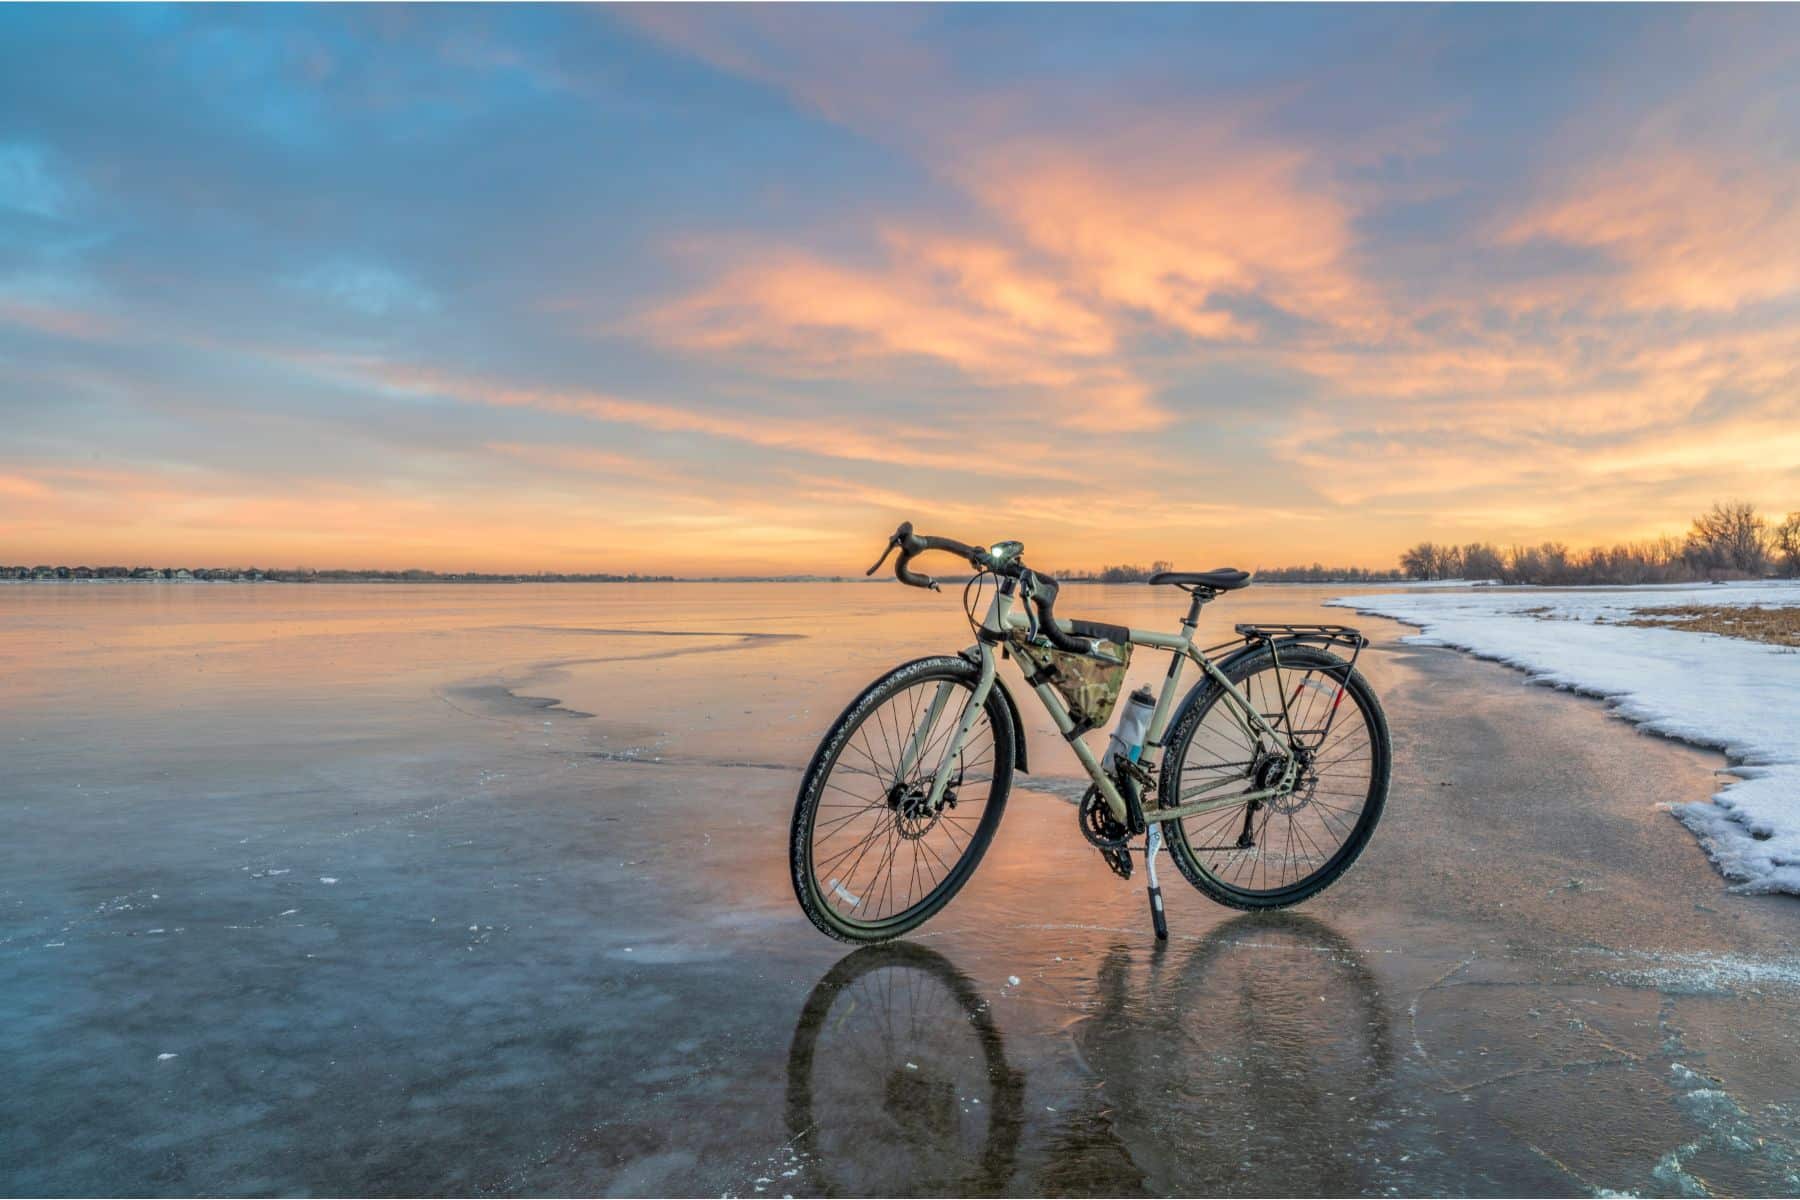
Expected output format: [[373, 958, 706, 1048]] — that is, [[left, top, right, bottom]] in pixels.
[[1103, 686, 1156, 771]]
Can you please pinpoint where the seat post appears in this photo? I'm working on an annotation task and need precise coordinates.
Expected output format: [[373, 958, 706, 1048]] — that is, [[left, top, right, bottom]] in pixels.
[[1181, 587, 1207, 629]]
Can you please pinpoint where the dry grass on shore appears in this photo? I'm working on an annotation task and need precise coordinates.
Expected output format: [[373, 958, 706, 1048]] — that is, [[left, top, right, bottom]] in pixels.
[[1620, 605, 1800, 648]]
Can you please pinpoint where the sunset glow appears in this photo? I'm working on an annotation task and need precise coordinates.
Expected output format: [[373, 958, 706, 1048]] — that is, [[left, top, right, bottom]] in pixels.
[[3, 6, 1798, 575]]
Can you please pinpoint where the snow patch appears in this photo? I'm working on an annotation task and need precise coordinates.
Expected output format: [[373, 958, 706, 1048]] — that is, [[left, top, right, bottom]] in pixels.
[[1330, 581, 1800, 894]]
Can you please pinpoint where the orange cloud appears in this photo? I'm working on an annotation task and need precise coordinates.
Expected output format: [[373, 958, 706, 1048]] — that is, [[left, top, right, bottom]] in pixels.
[[1504, 150, 1800, 313], [634, 103, 1381, 440], [0, 473, 51, 499], [637, 128, 1377, 436], [964, 132, 1372, 340], [644, 231, 1166, 433]]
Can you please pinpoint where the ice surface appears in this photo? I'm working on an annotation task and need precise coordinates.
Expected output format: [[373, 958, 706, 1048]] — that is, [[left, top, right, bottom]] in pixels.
[[1330, 582, 1800, 894], [8, 580, 1800, 1195]]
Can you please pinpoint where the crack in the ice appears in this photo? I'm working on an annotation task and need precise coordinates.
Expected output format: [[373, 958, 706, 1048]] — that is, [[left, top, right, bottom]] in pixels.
[[1441, 1054, 1636, 1095]]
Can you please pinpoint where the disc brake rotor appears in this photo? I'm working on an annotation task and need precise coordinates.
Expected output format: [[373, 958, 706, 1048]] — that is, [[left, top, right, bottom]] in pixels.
[[1266, 776, 1316, 816], [892, 782, 948, 840], [1258, 747, 1316, 815]]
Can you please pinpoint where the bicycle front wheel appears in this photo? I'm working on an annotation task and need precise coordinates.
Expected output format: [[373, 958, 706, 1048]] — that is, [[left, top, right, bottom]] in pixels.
[[1161, 644, 1390, 910], [791, 655, 1015, 944]]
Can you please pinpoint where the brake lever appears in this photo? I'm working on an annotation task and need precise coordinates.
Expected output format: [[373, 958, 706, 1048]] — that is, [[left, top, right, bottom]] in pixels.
[[865, 536, 900, 577], [1020, 570, 1042, 642]]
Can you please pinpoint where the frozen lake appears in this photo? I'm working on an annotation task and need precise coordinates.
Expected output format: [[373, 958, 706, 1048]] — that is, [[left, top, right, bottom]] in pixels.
[[4, 582, 1799, 1195]]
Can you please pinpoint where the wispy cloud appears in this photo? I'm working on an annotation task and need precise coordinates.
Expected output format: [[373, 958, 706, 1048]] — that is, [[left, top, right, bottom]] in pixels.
[[360, 361, 1088, 479]]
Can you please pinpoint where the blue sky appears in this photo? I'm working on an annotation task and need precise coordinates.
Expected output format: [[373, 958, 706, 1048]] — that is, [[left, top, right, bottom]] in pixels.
[[2, 4, 1797, 572]]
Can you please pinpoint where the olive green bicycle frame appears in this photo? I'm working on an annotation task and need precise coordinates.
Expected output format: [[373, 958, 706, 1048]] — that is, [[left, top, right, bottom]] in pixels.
[[922, 584, 1300, 825]]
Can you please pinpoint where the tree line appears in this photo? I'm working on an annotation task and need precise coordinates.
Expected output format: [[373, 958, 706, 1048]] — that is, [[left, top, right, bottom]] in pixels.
[[1062, 561, 1406, 583], [1399, 502, 1800, 585]]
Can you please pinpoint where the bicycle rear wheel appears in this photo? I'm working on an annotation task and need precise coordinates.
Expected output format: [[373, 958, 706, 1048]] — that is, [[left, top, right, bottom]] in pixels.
[[791, 655, 1015, 943], [1161, 644, 1389, 910]]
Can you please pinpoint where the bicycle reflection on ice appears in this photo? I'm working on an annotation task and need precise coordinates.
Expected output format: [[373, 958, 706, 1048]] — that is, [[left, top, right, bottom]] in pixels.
[[783, 913, 1394, 1196], [784, 942, 1025, 1196]]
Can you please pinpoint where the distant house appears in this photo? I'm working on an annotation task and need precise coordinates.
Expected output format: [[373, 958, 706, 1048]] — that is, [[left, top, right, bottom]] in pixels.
[[171, 568, 194, 581]]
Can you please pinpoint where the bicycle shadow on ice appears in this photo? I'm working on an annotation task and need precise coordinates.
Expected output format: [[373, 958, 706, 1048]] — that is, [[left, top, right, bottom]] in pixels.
[[779, 912, 1394, 1195]]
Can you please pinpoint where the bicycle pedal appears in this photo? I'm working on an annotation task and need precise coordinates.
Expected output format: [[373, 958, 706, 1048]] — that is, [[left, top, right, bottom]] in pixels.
[[1099, 845, 1133, 881]]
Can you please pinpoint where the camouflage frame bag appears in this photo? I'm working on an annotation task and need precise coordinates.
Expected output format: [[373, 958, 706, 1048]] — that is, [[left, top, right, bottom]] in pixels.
[[1009, 634, 1133, 732]]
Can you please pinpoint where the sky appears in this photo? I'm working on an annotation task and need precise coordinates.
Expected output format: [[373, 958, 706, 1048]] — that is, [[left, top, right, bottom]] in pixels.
[[2, 4, 1798, 576]]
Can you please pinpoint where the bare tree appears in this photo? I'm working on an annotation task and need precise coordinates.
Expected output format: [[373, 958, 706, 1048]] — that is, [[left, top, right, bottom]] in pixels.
[[1501, 542, 1573, 585], [1461, 542, 1505, 581], [1400, 542, 1444, 580], [1683, 501, 1769, 577], [1538, 542, 1572, 584], [1775, 511, 1800, 577]]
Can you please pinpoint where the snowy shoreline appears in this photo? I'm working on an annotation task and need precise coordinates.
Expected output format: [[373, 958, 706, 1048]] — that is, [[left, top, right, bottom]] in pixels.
[[1328, 582, 1800, 896]]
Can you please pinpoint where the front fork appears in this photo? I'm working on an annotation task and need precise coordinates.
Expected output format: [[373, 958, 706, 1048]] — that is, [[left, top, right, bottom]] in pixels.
[[899, 681, 955, 781], [924, 644, 998, 810]]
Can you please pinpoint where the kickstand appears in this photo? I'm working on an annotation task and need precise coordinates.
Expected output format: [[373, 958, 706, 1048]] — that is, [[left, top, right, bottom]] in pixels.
[[1144, 824, 1168, 941]]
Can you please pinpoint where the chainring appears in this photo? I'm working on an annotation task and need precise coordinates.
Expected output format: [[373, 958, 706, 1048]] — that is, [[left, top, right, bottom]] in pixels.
[[1079, 785, 1130, 846]]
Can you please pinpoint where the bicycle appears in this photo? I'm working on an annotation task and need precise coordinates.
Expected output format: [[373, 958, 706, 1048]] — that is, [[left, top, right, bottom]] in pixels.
[[790, 523, 1391, 944]]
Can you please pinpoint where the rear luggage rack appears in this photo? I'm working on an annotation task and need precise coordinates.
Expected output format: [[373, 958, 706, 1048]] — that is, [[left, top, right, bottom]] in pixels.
[[1233, 622, 1369, 651], [1231, 624, 1370, 751], [1234, 623, 1369, 684]]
